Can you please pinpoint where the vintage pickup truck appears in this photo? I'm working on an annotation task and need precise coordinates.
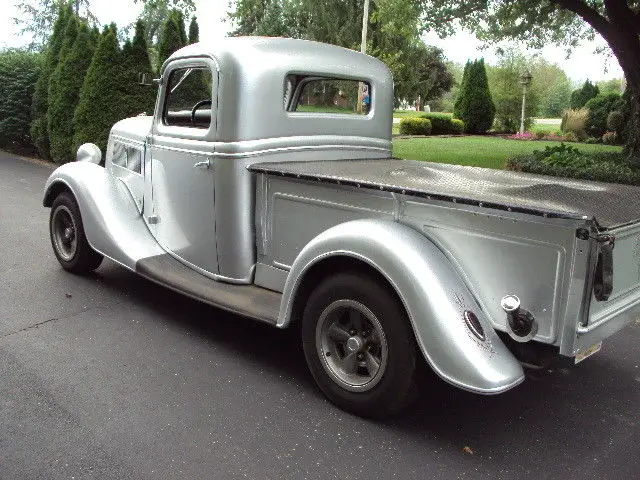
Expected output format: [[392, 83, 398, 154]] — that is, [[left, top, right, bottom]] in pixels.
[[44, 37, 640, 417]]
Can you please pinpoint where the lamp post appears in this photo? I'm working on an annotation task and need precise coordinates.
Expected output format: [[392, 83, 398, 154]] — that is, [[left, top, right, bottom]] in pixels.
[[519, 70, 533, 134]]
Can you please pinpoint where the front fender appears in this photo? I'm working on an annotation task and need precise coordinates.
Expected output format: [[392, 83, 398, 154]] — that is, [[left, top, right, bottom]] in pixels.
[[280, 219, 525, 395], [43, 162, 163, 270]]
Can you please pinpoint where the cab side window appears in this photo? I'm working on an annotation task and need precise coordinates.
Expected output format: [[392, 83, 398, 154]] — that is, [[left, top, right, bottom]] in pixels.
[[163, 67, 213, 128]]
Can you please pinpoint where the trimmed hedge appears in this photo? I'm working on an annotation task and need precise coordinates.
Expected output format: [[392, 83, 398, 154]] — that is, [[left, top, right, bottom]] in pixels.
[[585, 93, 623, 138], [0, 50, 42, 148], [507, 143, 640, 186], [418, 112, 464, 134], [399, 118, 432, 135]]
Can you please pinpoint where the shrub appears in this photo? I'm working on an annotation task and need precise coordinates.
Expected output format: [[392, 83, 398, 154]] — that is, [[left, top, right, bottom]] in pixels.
[[450, 118, 464, 134], [560, 108, 588, 140], [0, 50, 42, 149], [585, 93, 623, 138], [602, 131, 617, 145], [399, 118, 432, 135], [534, 130, 549, 140], [606, 110, 625, 135], [418, 112, 463, 134], [507, 145, 640, 186], [454, 59, 495, 134], [563, 132, 579, 143]]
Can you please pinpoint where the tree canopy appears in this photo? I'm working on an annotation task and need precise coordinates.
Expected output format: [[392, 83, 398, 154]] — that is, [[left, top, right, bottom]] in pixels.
[[418, 0, 640, 156]]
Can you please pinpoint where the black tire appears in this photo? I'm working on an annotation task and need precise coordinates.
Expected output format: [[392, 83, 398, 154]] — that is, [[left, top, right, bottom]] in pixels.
[[49, 192, 103, 274], [302, 271, 417, 418]]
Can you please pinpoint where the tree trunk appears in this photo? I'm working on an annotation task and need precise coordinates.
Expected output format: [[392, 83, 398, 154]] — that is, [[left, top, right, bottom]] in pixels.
[[625, 86, 640, 163]]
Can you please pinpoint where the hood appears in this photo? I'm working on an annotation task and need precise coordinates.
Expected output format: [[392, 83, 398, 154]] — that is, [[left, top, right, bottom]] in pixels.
[[110, 116, 153, 144]]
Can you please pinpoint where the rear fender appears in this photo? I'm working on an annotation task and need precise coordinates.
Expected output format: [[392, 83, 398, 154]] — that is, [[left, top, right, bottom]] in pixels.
[[43, 162, 163, 270], [280, 219, 525, 394]]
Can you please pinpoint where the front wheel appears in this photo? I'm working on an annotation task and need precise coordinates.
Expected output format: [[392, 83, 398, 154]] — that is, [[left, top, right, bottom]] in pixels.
[[49, 192, 103, 274], [302, 272, 417, 418]]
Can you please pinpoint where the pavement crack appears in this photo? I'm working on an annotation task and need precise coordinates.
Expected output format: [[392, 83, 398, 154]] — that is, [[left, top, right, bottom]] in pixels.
[[0, 308, 97, 339]]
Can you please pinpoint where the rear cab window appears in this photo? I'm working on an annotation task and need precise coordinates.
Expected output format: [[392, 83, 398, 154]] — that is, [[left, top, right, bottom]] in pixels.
[[285, 76, 371, 115]]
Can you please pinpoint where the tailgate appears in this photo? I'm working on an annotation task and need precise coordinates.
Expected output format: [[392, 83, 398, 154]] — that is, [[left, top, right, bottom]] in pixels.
[[578, 222, 640, 350]]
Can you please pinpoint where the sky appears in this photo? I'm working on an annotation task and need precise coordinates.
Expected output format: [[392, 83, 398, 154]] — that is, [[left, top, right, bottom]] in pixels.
[[0, 0, 625, 84]]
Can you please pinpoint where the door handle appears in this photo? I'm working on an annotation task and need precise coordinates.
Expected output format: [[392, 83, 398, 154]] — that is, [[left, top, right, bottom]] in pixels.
[[193, 160, 211, 170]]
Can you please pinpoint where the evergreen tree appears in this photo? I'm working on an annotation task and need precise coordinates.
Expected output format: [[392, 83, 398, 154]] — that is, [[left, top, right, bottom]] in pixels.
[[157, 9, 186, 68], [30, 3, 71, 158], [120, 20, 156, 117], [570, 80, 599, 109], [47, 20, 97, 163], [455, 59, 495, 134], [188, 16, 199, 44], [453, 60, 470, 120], [47, 14, 79, 162], [73, 28, 123, 154]]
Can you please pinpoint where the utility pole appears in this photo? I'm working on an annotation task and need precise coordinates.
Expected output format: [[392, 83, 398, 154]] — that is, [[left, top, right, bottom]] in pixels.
[[357, 0, 370, 113]]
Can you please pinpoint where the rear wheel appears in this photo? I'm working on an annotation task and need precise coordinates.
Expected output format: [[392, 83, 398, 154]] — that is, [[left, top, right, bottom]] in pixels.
[[49, 192, 103, 273], [302, 271, 417, 418]]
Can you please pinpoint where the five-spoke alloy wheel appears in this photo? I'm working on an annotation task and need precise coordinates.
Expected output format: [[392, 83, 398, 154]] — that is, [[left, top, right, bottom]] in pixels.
[[302, 271, 418, 418]]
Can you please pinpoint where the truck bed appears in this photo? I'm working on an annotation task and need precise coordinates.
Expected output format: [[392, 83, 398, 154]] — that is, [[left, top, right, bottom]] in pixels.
[[250, 158, 640, 230]]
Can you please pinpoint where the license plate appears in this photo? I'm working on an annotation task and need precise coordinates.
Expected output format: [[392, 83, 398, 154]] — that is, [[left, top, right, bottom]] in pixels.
[[575, 342, 603, 364]]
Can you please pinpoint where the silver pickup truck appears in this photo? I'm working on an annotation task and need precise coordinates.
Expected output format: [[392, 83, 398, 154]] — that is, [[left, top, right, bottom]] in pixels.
[[43, 37, 640, 418]]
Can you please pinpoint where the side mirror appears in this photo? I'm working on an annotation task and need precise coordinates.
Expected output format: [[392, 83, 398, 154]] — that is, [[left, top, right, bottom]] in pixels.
[[76, 143, 102, 165], [138, 72, 162, 86]]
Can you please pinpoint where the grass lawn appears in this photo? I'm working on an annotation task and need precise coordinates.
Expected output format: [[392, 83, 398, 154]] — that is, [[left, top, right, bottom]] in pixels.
[[392, 136, 622, 170]]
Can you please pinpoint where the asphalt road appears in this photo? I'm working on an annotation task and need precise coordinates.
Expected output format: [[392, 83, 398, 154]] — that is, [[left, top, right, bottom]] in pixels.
[[1, 150, 639, 480]]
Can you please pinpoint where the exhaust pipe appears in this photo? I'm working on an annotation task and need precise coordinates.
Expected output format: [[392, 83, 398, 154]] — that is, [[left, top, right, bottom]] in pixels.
[[501, 295, 538, 343]]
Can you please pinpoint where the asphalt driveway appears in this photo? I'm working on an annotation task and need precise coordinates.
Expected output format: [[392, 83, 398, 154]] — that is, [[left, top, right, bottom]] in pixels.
[[1, 150, 639, 479]]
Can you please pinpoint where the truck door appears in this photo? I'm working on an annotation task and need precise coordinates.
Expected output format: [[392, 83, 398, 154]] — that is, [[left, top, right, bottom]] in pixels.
[[147, 58, 219, 276]]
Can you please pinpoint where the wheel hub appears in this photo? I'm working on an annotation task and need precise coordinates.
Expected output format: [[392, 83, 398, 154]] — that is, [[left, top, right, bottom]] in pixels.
[[346, 336, 363, 353], [316, 299, 388, 392]]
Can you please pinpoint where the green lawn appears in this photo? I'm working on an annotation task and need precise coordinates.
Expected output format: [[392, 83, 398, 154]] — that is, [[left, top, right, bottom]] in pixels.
[[392, 136, 621, 169]]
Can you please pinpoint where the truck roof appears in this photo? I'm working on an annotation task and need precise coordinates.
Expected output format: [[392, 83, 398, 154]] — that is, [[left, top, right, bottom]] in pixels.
[[164, 36, 390, 80]]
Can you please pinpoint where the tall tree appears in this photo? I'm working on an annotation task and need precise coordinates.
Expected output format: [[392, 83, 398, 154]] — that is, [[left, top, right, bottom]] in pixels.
[[13, 0, 97, 50], [418, 0, 640, 158], [453, 61, 471, 118], [157, 9, 186, 68], [188, 15, 199, 43], [570, 80, 599, 108], [29, 2, 70, 158], [133, 0, 195, 46], [46, 13, 79, 162], [121, 20, 157, 117], [486, 52, 540, 132], [455, 59, 495, 133], [46, 20, 96, 162], [73, 27, 123, 153]]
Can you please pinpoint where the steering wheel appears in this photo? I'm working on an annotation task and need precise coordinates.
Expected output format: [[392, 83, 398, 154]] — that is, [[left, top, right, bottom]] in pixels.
[[191, 99, 212, 124]]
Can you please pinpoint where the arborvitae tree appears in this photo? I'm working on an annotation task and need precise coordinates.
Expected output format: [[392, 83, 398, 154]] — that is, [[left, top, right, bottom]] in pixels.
[[455, 59, 495, 134], [48, 21, 97, 163], [188, 16, 199, 44], [157, 9, 186, 68], [453, 60, 471, 120], [570, 80, 600, 109], [73, 28, 123, 154], [47, 14, 79, 162], [30, 4, 71, 158], [175, 10, 188, 45], [120, 20, 156, 117]]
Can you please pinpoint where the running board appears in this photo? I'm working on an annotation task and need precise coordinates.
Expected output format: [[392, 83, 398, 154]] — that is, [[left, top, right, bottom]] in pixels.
[[136, 254, 281, 325]]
